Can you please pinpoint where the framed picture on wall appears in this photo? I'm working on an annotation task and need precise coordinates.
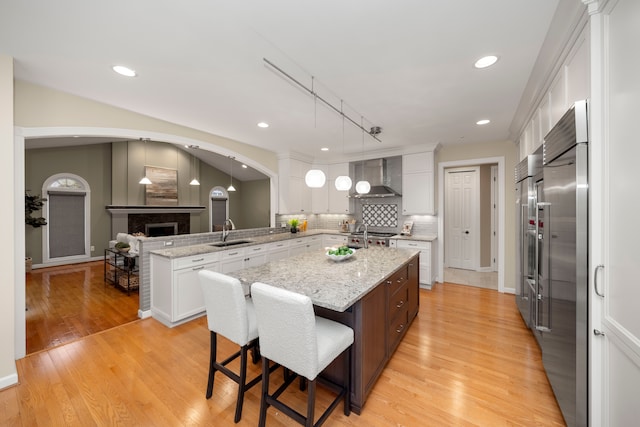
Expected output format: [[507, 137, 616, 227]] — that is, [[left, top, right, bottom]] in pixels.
[[145, 166, 178, 205]]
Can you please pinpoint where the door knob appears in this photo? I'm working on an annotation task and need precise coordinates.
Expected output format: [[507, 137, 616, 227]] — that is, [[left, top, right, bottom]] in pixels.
[[464, 231, 469, 234]]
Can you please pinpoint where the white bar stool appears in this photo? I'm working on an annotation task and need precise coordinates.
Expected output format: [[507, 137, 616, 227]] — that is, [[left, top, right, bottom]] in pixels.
[[198, 270, 265, 423], [251, 281, 354, 427]]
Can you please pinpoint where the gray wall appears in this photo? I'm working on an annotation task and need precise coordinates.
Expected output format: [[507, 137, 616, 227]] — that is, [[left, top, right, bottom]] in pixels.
[[25, 143, 112, 264]]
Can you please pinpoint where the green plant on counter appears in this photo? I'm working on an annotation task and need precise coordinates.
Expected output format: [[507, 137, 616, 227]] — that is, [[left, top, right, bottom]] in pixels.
[[288, 218, 299, 228]]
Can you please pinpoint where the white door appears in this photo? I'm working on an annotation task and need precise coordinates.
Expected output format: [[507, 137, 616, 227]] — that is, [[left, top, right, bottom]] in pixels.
[[445, 167, 478, 270], [591, 0, 640, 424]]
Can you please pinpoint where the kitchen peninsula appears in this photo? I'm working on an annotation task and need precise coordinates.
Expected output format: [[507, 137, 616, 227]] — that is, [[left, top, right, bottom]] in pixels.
[[150, 241, 420, 413]]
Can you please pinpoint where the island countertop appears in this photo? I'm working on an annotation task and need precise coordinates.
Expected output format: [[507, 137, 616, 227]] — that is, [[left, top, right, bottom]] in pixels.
[[228, 246, 419, 312]]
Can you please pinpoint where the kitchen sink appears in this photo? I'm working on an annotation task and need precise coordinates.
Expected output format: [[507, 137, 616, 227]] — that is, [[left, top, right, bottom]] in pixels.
[[209, 239, 253, 248]]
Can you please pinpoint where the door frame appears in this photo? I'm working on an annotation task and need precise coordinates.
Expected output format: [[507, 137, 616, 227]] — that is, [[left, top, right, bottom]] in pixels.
[[438, 156, 506, 293]]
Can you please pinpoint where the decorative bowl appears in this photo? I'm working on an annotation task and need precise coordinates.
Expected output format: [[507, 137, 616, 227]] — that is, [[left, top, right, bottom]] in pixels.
[[325, 249, 355, 262]]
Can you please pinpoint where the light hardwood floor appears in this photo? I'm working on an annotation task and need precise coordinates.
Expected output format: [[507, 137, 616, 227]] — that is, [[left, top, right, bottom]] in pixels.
[[3, 281, 566, 426]]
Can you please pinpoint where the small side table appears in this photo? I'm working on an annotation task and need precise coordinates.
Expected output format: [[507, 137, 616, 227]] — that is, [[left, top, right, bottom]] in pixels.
[[104, 248, 139, 295]]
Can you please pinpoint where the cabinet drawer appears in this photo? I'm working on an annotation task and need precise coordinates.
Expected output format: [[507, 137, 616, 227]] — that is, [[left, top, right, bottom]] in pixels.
[[388, 284, 409, 320], [174, 252, 219, 270], [385, 265, 408, 296], [388, 308, 409, 352], [219, 248, 245, 260], [396, 240, 429, 251]]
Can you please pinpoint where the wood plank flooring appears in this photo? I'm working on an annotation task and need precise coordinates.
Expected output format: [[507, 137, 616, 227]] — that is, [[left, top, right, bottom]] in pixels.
[[4, 282, 566, 426], [25, 261, 140, 354]]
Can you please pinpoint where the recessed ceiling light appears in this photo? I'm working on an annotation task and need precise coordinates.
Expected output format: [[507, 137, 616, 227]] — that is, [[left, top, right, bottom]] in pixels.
[[241, 164, 248, 168], [112, 65, 137, 77], [321, 147, 329, 151], [474, 55, 498, 69], [476, 119, 491, 125], [257, 122, 269, 128]]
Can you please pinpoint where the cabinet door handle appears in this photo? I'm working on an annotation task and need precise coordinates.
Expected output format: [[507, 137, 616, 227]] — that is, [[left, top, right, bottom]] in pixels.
[[192, 266, 205, 271], [396, 300, 405, 308], [228, 252, 239, 256], [396, 324, 405, 333], [386, 280, 392, 285], [192, 258, 204, 262], [594, 264, 605, 297]]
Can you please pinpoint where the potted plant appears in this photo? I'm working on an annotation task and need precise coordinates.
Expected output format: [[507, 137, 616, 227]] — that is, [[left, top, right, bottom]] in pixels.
[[288, 218, 299, 233], [25, 192, 47, 272], [25, 192, 47, 228]]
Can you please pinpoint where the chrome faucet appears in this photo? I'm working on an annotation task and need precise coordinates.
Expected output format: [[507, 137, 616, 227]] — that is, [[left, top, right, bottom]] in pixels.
[[363, 223, 368, 249], [222, 218, 235, 242]]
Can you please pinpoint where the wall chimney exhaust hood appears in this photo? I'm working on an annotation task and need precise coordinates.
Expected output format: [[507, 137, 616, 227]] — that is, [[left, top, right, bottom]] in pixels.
[[350, 157, 402, 198]]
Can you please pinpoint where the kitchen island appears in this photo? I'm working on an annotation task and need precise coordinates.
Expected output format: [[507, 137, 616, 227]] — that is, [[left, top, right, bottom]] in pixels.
[[229, 246, 421, 414]]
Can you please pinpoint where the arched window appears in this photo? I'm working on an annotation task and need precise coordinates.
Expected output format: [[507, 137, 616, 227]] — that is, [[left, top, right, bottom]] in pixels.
[[210, 186, 229, 232], [42, 174, 91, 264]]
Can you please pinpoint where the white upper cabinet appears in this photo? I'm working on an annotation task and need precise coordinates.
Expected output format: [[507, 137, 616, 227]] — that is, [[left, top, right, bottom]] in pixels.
[[278, 157, 312, 214], [328, 163, 353, 214], [402, 152, 434, 215], [311, 164, 329, 213]]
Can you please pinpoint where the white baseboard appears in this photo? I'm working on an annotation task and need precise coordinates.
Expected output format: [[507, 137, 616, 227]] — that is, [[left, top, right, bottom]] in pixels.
[[0, 371, 18, 390], [138, 309, 152, 319], [476, 267, 495, 273], [32, 255, 104, 269]]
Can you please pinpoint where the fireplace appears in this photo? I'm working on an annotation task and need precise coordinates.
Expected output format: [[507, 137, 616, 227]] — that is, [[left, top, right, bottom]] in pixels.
[[145, 222, 179, 237], [127, 213, 190, 235], [106, 205, 205, 239]]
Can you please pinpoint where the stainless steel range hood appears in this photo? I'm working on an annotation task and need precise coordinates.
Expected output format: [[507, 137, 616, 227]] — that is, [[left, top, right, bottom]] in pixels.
[[350, 157, 402, 198]]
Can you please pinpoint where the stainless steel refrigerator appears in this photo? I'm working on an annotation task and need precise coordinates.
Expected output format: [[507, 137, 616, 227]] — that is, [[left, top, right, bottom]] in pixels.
[[514, 148, 542, 328], [534, 100, 588, 427]]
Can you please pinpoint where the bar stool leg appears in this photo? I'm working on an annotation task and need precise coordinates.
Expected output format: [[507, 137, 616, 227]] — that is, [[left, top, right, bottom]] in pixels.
[[206, 331, 217, 399], [258, 357, 270, 427], [306, 379, 316, 427], [234, 346, 249, 423]]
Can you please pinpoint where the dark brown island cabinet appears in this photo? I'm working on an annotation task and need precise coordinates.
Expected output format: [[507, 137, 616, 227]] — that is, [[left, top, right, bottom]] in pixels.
[[315, 254, 420, 414]]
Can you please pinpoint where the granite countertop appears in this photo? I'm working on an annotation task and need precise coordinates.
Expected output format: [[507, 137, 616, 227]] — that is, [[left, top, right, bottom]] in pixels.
[[228, 246, 420, 312], [149, 229, 342, 259]]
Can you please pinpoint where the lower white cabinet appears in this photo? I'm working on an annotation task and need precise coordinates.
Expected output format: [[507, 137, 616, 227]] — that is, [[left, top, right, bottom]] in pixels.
[[323, 234, 348, 248], [219, 248, 246, 273], [244, 244, 268, 268], [267, 240, 290, 261], [394, 240, 435, 288], [151, 252, 219, 327], [305, 235, 323, 251]]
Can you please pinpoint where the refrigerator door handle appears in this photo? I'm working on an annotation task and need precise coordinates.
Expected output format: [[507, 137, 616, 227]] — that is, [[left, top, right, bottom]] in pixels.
[[535, 202, 552, 332], [594, 264, 605, 297], [521, 204, 529, 300]]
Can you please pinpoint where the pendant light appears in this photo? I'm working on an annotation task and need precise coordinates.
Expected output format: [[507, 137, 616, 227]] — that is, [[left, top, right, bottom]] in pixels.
[[355, 116, 370, 194], [139, 138, 152, 185], [189, 148, 200, 186], [305, 77, 327, 188], [227, 156, 236, 192], [335, 100, 352, 191]]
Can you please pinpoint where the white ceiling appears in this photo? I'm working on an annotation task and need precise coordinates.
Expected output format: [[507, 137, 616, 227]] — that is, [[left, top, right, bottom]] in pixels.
[[1, 0, 560, 179]]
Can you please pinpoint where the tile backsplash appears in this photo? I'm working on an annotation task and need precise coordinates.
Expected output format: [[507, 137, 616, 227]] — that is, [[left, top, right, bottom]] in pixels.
[[362, 204, 398, 227]]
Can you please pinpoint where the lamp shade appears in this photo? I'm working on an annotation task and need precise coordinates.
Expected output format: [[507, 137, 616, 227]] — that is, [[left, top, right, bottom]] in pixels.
[[334, 175, 352, 191], [305, 169, 326, 188], [139, 176, 152, 185], [355, 180, 371, 194]]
